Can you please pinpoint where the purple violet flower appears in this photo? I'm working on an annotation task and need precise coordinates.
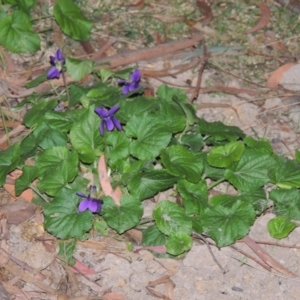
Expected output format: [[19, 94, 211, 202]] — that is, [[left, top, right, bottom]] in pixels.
[[118, 69, 141, 94], [77, 186, 103, 213], [47, 49, 65, 80], [94, 105, 122, 136]]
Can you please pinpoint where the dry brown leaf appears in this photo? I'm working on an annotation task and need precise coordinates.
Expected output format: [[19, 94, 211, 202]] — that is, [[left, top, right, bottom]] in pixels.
[[266, 62, 297, 89], [196, 0, 214, 26], [1, 199, 36, 225], [247, 3, 270, 34], [98, 154, 121, 206], [126, 229, 143, 245], [102, 292, 126, 300]]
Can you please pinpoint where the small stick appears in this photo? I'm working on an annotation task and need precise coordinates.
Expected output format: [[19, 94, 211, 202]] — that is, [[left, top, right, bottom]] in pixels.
[[193, 232, 226, 274], [189, 42, 209, 103]]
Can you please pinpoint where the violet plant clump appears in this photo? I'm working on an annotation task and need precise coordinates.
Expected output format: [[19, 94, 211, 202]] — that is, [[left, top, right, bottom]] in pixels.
[[94, 105, 122, 136], [118, 69, 141, 94], [4, 55, 300, 264], [47, 49, 65, 79]]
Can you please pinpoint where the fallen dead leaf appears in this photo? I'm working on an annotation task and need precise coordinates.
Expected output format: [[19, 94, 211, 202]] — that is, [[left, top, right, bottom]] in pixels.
[[266, 62, 297, 89], [134, 245, 167, 254], [126, 229, 143, 245], [98, 154, 121, 206], [1, 199, 37, 225], [71, 260, 96, 275], [102, 292, 126, 300], [247, 3, 270, 34]]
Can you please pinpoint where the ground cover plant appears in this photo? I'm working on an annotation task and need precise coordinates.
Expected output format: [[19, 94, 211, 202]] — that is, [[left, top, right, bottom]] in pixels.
[[1, 45, 300, 263]]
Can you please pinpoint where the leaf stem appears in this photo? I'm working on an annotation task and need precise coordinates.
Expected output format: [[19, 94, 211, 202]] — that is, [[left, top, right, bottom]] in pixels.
[[30, 185, 49, 203], [62, 70, 70, 103], [207, 177, 226, 190], [0, 104, 10, 146]]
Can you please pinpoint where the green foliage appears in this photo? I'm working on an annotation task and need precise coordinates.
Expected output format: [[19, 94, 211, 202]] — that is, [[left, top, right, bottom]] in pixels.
[[53, 0, 92, 40], [3, 65, 300, 260]]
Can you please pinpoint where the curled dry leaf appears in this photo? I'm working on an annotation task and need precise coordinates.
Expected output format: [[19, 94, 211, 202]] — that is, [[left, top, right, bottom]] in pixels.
[[102, 292, 126, 300], [247, 3, 270, 34], [98, 154, 121, 206], [266, 62, 297, 89]]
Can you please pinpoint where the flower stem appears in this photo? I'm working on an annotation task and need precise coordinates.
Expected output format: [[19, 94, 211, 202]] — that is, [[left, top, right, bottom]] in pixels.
[[62, 70, 70, 104], [48, 80, 60, 98]]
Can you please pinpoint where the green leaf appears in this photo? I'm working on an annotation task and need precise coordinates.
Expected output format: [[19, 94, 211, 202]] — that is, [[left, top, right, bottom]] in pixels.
[[118, 96, 159, 123], [43, 111, 75, 132], [153, 200, 192, 236], [202, 201, 255, 247], [0, 10, 40, 53], [66, 57, 94, 81], [158, 100, 186, 133], [157, 85, 189, 103], [177, 179, 209, 215], [125, 113, 172, 160], [36, 147, 78, 196], [207, 141, 245, 168], [197, 119, 245, 144], [224, 149, 275, 191], [166, 232, 192, 255], [44, 189, 93, 239], [70, 106, 103, 163], [269, 189, 300, 220], [295, 149, 300, 164], [106, 130, 130, 165], [161, 145, 203, 183], [15, 165, 39, 196], [98, 68, 114, 83], [269, 156, 300, 189], [86, 84, 122, 107], [58, 240, 76, 265], [142, 225, 166, 246], [0, 144, 21, 186], [128, 169, 178, 201], [268, 217, 296, 239], [53, 0, 92, 40], [102, 195, 143, 234], [25, 73, 47, 88], [36, 126, 67, 149], [23, 99, 57, 127], [244, 136, 273, 154], [238, 189, 268, 215], [180, 133, 204, 151], [68, 84, 89, 107]]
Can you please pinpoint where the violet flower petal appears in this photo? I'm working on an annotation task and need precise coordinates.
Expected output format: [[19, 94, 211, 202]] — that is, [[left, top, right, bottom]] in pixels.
[[78, 199, 89, 212], [100, 121, 105, 136], [122, 84, 130, 95], [50, 55, 56, 65], [47, 67, 60, 79], [88, 200, 100, 213], [105, 118, 114, 131], [129, 82, 140, 92], [108, 105, 120, 116], [130, 69, 141, 82], [56, 49, 64, 62], [95, 107, 108, 119], [111, 117, 122, 131]]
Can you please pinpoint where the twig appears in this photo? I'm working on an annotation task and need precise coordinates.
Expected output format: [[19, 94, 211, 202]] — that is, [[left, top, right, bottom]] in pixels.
[[230, 244, 271, 271], [193, 232, 226, 274], [189, 42, 209, 103], [94, 33, 204, 68]]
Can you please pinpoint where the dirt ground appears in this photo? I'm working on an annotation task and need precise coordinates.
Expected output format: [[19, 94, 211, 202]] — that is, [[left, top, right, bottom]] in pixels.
[[2, 0, 300, 299]]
